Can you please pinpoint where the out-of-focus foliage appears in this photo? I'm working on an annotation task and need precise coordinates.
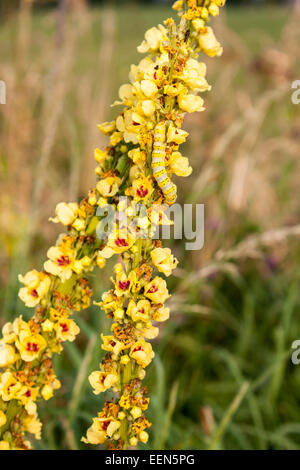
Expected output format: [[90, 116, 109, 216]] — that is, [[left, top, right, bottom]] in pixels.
[[0, 2, 300, 449], [0, 0, 291, 18]]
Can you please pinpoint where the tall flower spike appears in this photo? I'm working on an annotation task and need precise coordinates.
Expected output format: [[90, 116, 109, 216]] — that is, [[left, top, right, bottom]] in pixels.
[[0, 0, 225, 450], [82, 0, 226, 450]]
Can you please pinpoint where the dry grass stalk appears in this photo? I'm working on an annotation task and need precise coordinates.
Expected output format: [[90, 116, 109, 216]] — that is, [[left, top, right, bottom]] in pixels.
[[81, 4, 117, 194]]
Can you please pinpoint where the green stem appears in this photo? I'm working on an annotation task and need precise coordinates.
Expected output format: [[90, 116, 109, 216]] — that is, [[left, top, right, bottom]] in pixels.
[[208, 382, 249, 450], [0, 400, 20, 439], [119, 360, 132, 449], [116, 155, 129, 177], [85, 215, 100, 235]]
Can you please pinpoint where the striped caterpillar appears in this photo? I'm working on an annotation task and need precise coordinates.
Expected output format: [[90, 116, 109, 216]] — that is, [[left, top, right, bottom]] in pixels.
[[151, 121, 177, 205]]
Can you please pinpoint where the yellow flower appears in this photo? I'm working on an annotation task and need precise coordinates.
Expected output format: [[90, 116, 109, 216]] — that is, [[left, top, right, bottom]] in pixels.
[[73, 255, 92, 275], [128, 148, 146, 165], [144, 277, 170, 303], [110, 131, 123, 147], [0, 410, 7, 427], [99, 290, 123, 314], [101, 227, 135, 258], [41, 384, 54, 401], [126, 175, 154, 201], [193, 22, 205, 36], [94, 253, 105, 270], [18, 270, 51, 307], [1, 322, 16, 344], [135, 215, 150, 233], [118, 411, 126, 420], [119, 394, 131, 409], [42, 319, 54, 332], [151, 247, 178, 277], [120, 355, 130, 365], [49, 202, 78, 226], [12, 316, 31, 337], [141, 99, 156, 117], [72, 218, 86, 232], [96, 176, 121, 197], [113, 271, 132, 297], [42, 379, 60, 401], [23, 414, 42, 440], [172, 0, 183, 11], [127, 299, 151, 322], [0, 341, 17, 367], [130, 339, 154, 368], [88, 189, 97, 206], [163, 84, 178, 97], [149, 204, 174, 227], [97, 121, 116, 135], [44, 245, 74, 282], [140, 79, 158, 98], [116, 109, 149, 144], [209, 2, 220, 16], [167, 123, 189, 145], [152, 306, 170, 322], [129, 165, 141, 181], [97, 197, 108, 207], [178, 94, 205, 113], [130, 437, 138, 446], [137, 26, 166, 54], [0, 441, 10, 450], [0, 372, 22, 401], [49, 307, 68, 321], [169, 151, 192, 177], [15, 331, 47, 362], [82, 420, 106, 445], [19, 385, 39, 405], [198, 26, 223, 57], [139, 431, 149, 443], [200, 6, 209, 20], [177, 58, 210, 92], [25, 400, 37, 416], [102, 417, 121, 438], [141, 325, 159, 339], [101, 334, 124, 357], [89, 371, 119, 395], [130, 406, 142, 419], [82, 416, 121, 444], [94, 148, 108, 164], [118, 83, 136, 106], [18, 288, 40, 308], [55, 319, 80, 342]]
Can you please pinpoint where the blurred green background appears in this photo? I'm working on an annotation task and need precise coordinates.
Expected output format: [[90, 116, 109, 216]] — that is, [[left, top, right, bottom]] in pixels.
[[1, 0, 300, 450]]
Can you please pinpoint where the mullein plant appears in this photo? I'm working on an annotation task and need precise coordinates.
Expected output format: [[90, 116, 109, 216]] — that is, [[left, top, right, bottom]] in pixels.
[[0, 0, 225, 450]]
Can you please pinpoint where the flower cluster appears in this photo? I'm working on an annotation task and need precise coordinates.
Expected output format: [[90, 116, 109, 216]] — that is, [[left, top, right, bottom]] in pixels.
[[0, 0, 225, 450], [82, 0, 225, 450], [0, 208, 96, 449], [82, 255, 174, 448]]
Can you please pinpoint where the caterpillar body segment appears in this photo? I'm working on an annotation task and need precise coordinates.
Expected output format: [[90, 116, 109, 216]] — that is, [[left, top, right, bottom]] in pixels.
[[152, 122, 177, 205]]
